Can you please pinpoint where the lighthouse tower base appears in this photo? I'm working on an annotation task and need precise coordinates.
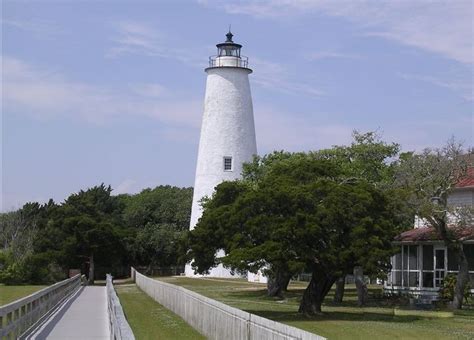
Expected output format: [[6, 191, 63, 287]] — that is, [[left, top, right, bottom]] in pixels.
[[185, 263, 240, 278], [185, 250, 243, 278], [247, 270, 268, 283]]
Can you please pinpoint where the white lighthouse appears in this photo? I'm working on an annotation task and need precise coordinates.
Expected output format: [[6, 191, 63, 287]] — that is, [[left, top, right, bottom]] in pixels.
[[185, 31, 257, 277]]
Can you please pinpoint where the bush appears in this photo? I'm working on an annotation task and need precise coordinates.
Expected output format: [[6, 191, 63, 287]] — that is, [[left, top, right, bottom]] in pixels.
[[0, 251, 66, 285], [440, 274, 471, 302]]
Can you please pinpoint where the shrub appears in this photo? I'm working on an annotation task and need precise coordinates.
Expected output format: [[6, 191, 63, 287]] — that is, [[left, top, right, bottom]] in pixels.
[[0, 251, 66, 285], [440, 274, 471, 302]]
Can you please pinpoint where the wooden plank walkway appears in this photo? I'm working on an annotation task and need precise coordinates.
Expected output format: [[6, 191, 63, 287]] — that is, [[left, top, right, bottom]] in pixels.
[[28, 286, 109, 339]]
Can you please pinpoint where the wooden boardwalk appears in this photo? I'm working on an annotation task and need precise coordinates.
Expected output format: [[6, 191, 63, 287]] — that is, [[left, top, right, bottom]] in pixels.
[[28, 286, 110, 339]]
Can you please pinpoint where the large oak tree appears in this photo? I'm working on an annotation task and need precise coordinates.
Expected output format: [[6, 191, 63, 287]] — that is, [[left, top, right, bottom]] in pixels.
[[188, 154, 401, 314]]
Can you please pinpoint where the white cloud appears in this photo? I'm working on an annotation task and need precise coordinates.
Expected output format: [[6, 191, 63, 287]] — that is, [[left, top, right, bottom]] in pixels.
[[201, 0, 473, 64], [254, 104, 352, 152], [106, 21, 205, 67], [306, 51, 362, 61], [398, 72, 473, 101], [253, 101, 469, 154], [107, 21, 324, 98], [130, 83, 168, 97], [2, 18, 60, 38], [3, 56, 202, 129], [252, 57, 325, 97], [113, 179, 139, 195]]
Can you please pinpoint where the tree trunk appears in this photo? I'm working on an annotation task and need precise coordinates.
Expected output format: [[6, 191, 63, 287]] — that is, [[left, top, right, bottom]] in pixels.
[[353, 266, 367, 306], [88, 253, 95, 285], [452, 246, 469, 309], [298, 269, 337, 315], [333, 275, 346, 303], [267, 270, 291, 297]]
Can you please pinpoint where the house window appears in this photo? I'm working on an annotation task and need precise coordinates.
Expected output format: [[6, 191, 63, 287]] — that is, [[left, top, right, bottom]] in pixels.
[[224, 157, 233, 171]]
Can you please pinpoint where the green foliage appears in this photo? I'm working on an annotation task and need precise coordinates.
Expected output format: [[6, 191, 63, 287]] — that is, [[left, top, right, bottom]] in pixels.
[[439, 274, 471, 301], [119, 185, 193, 231], [190, 132, 404, 276], [1, 184, 193, 284], [188, 132, 407, 312], [395, 139, 470, 231], [133, 223, 185, 267], [120, 185, 193, 267], [189, 153, 400, 278], [0, 250, 65, 285], [312, 131, 400, 185]]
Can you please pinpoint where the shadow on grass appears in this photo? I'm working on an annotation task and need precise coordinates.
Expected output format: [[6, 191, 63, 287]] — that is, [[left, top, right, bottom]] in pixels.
[[242, 309, 421, 324], [223, 288, 400, 308], [221, 288, 447, 325]]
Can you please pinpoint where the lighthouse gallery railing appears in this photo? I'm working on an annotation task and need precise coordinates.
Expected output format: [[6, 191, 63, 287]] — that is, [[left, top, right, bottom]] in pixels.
[[208, 55, 249, 68]]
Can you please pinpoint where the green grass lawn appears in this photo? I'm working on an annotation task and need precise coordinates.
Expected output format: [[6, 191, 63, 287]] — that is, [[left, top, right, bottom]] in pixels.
[[157, 277, 474, 340], [115, 284, 205, 340], [0, 285, 47, 306]]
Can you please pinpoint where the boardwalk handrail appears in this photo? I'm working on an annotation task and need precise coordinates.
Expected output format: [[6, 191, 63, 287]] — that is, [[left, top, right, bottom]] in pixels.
[[0, 274, 82, 339], [106, 274, 135, 340], [131, 267, 326, 340]]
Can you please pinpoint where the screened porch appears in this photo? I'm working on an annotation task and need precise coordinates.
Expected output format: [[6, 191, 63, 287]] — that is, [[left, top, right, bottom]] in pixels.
[[385, 243, 474, 294]]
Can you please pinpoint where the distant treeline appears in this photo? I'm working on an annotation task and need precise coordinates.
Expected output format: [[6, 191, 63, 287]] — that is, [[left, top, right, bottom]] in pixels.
[[0, 184, 192, 284]]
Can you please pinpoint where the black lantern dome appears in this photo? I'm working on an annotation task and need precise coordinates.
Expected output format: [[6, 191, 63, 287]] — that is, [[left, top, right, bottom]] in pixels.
[[216, 30, 242, 57]]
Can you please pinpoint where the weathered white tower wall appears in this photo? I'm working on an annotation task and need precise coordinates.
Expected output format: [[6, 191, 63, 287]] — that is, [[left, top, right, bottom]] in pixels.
[[189, 68, 257, 230], [186, 33, 257, 277]]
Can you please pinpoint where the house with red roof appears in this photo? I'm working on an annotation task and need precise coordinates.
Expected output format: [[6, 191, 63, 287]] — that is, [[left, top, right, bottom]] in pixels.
[[384, 167, 474, 301]]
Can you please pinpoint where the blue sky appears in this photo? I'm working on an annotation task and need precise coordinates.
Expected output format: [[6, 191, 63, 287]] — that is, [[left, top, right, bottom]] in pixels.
[[2, 0, 473, 211]]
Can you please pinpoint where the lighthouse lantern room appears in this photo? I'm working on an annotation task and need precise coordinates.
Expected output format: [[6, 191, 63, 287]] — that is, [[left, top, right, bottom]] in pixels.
[[208, 31, 249, 69]]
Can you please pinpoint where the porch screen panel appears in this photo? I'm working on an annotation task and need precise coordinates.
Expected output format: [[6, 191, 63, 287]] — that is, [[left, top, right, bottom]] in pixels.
[[409, 245, 417, 269], [435, 249, 445, 269], [409, 272, 418, 287], [394, 271, 401, 286], [402, 245, 408, 271], [390, 248, 402, 286], [464, 244, 474, 271], [402, 271, 408, 288], [394, 253, 402, 270], [422, 272, 434, 287], [423, 245, 433, 269], [422, 245, 434, 288], [447, 248, 459, 271]]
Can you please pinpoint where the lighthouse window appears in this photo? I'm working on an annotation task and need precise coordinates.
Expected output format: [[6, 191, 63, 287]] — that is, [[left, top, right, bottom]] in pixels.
[[224, 157, 233, 171]]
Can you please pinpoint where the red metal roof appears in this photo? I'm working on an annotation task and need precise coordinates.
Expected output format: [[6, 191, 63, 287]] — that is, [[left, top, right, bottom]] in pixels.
[[395, 226, 474, 242], [456, 167, 474, 188]]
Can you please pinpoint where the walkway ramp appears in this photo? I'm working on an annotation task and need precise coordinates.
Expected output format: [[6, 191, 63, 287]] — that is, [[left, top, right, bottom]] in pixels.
[[28, 286, 110, 339]]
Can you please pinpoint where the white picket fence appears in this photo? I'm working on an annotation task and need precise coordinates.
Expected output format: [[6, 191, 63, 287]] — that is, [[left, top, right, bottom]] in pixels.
[[131, 268, 325, 340]]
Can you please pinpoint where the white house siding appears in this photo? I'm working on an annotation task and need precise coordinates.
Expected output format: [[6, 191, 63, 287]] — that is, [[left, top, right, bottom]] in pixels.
[[448, 188, 474, 206]]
